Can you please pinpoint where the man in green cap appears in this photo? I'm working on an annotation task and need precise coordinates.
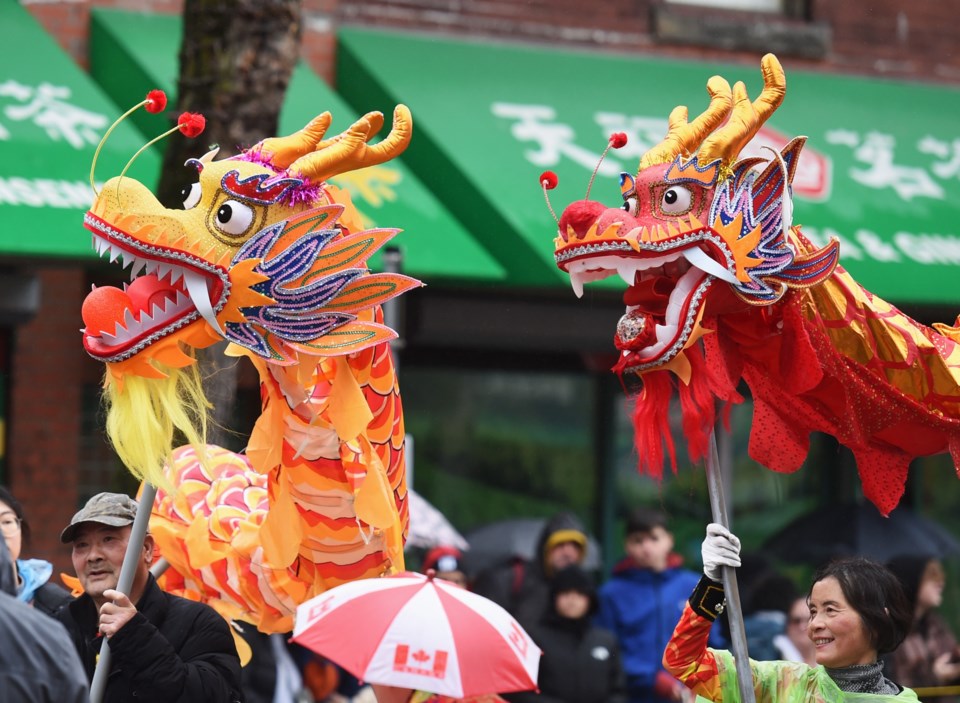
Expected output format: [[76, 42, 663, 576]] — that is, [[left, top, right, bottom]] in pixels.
[[56, 492, 243, 702]]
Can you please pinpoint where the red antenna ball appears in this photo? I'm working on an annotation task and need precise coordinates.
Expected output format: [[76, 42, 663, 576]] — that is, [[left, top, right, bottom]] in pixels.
[[609, 132, 628, 149], [177, 112, 206, 138], [145, 90, 167, 114], [540, 171, 559, 190]]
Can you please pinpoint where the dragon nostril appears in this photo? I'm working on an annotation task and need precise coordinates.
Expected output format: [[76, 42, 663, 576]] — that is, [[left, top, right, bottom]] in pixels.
[[558, 200, 607, 240]]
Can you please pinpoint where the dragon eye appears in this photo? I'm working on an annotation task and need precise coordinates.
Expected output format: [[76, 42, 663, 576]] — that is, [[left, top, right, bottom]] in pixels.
[[215, 200, 255, 236], [660, 186, 692, 215], [180, 182, 201, 210], [621, 196, 639, 216]]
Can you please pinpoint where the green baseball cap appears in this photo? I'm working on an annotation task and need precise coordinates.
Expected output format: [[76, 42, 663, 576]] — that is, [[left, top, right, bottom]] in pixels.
[[60, 492, 139, 543]]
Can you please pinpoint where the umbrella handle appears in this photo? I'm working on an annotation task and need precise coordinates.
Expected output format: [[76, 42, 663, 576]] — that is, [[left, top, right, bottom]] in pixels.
[[705, 430, 756, 703]]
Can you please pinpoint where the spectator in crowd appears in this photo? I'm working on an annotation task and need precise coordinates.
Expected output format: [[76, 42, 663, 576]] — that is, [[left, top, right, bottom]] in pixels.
[[423, 545, 469, 588], [0, 485, 72, 615], [596, 508, 722, 703], [473, 512, 589, 628], [507, 564, 625, 703], [886, 555, 960, 698], [664, 523, 915, 702], [0, 527, 89, 702], [56, 491, 243, 702], [739, 558, 802, 662], [783, 596, 817, 666]]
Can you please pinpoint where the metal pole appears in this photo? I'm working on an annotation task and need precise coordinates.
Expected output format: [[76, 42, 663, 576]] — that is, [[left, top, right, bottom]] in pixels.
[[89, 482, 158, 703], [381, 245, 405, 355], [705, 429, 756, 703]]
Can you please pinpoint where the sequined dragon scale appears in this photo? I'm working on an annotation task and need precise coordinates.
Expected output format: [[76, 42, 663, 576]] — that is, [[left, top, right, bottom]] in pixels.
[[81, 105, 420, 633], [552, 54, 960, 515]]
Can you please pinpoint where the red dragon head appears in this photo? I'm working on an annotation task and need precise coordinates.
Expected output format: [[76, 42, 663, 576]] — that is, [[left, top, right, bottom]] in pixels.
[[552, 55, 840, 471]]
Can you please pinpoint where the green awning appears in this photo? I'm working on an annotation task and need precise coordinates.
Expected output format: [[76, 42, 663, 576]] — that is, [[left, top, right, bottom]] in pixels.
[[88, 9, 505, 284], [337, 28, 960, 305], [0, 3, 160, 259]]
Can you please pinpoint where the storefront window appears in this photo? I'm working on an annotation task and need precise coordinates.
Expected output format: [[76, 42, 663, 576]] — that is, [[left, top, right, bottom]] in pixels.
[[400, 366, 598, 533]]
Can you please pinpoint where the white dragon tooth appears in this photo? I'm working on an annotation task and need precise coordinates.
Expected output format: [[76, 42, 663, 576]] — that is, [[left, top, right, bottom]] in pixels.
[[168, 266, 184, 286], [130, 258, 147, 280], [682, 248, 739, 285], [109, 245, 122, 263], [617, 263, 637, 287], [570, 272, 585, 298], [156, 263, 173, 282], [139, 306, 156, 328], [183, 270, 224, 336], [122, 306, 138, 332]]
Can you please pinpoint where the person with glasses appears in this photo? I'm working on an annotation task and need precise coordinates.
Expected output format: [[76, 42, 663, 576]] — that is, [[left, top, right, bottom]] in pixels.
[[0, 486, 72, 616], [784, 596, 818, 667]]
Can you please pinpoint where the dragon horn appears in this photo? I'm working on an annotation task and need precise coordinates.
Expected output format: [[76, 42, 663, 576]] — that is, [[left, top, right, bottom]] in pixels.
[[639, 75, 732, 170], [698, 53, 786, 167], [251, 112, 333, 170], [315, 110, 385, 151], [290, 105, 412, 183]]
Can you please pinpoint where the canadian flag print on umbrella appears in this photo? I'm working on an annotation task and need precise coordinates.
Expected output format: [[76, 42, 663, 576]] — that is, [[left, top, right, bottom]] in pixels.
[[292, 571, 540, 698]]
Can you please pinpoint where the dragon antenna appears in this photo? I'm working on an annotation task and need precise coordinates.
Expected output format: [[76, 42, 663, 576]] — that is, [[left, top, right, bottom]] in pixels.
[[585, 133, 628, 201], [115, 112, 207, 201], [539, 171, 560, 224], [90, 90, 167, 197]]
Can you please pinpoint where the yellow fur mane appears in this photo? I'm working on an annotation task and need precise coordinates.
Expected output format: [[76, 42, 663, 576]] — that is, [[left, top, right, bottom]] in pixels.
[[104, 364, 210, 489]]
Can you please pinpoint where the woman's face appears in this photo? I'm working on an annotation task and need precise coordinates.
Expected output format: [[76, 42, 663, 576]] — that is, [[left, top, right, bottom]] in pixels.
[[917, 561, 945, 613], [808, 576, 876, 668], [0, 499, 21, 561]]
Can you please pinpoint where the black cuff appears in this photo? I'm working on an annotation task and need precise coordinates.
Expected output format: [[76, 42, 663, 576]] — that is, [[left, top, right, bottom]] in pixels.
[[689, 575, 726, 621]]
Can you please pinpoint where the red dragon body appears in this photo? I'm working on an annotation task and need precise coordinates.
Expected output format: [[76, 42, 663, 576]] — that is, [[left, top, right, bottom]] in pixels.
[[552, 55, 960, 515]]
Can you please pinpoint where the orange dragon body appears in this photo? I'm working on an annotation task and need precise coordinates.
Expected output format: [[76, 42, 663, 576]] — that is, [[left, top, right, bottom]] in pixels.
[[80, 105, 419, 633], [552, 55, 960, 515]]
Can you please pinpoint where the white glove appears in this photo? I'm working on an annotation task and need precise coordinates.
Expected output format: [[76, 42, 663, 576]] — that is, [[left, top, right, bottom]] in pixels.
[[701, 523, 741, 582]]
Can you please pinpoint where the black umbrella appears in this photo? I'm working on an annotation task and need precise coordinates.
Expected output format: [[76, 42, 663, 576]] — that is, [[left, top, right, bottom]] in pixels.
[[762, 502, 960, 565], [461, 517, 602, 575]]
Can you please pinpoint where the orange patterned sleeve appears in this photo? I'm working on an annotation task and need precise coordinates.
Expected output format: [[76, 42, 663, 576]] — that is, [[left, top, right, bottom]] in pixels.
[[662, 603, 725, 702]]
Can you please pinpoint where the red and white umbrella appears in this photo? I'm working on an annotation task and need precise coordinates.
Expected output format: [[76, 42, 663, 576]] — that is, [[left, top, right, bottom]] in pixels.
[[291, 571, 540, 698]]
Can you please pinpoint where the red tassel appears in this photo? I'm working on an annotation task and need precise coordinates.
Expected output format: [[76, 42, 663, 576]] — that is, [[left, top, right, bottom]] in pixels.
[[630, 370, 677, 479], [677, 346, 716, 464]]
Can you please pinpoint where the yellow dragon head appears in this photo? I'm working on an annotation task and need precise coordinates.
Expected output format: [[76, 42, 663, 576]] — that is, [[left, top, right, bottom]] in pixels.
[[81, 99, 419, 483]]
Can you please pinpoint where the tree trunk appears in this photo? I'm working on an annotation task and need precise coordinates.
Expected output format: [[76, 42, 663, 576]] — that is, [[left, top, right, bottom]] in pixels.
[[159, 0, 302, 449]]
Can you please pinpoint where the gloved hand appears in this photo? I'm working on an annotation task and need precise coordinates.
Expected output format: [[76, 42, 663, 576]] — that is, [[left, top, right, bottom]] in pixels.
[[701, 522, 741, 582]]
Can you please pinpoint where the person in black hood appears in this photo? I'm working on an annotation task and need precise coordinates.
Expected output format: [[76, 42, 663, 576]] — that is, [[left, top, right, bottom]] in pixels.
[[507, 564, 626, 703], [473, 512, 589, 629]]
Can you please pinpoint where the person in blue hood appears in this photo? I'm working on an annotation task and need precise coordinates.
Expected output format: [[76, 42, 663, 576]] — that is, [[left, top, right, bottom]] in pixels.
[[595, 507, 725, 703]]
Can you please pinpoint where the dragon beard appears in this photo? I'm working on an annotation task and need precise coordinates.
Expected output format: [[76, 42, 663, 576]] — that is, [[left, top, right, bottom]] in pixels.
[[629, 344, 718, 477], [104, 363, 210, 490]]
